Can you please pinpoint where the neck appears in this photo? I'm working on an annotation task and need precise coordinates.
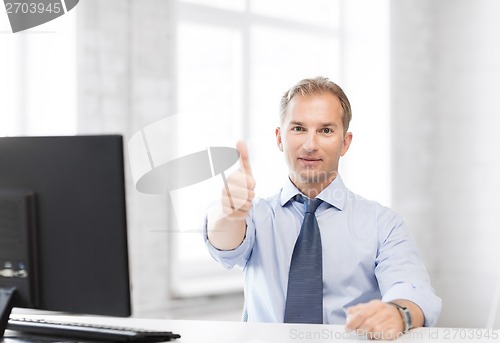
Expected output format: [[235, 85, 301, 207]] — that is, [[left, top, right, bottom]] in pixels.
[[290, 171, 338, 198]]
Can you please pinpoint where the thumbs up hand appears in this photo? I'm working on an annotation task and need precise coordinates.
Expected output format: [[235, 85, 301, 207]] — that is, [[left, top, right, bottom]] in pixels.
[[207, 141, 255, 250], [221, 141, 256, 219]]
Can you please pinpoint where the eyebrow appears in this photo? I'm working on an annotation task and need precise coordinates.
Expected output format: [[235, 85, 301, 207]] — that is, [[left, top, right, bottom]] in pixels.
[[288, 121, 338, 127]]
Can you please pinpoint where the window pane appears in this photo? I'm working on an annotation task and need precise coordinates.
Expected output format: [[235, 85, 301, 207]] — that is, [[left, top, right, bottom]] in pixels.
[[180, 0, 246, 12], [177, 22, 242, 121], [0, 38, 21, 136], [0, 10, 77, 136], [250, 0, 340, 28], [24, 25, 77, 135], [172, 22, 244, 296], [249, 25, 340, 197]]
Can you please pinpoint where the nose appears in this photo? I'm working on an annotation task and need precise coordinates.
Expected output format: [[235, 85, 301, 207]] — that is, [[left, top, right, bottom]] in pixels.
[[302, 131, 318, 152]]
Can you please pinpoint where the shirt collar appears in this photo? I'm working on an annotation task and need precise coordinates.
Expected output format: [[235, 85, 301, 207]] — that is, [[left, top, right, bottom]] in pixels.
[[279, 175, 347, 210]]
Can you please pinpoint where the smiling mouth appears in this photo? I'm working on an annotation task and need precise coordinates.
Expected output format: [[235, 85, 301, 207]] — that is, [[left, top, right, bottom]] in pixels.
[[298, 157, 322, 163]]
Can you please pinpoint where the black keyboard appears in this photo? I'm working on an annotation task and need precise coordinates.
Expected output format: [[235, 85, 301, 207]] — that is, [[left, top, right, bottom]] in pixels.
[[7, 317, 181, 342]]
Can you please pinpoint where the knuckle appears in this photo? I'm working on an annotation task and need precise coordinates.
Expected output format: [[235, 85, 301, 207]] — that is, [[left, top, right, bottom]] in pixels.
[[247, 178, 256, 190], [247, 190, 255, 200], [241, 201, 252, 211]]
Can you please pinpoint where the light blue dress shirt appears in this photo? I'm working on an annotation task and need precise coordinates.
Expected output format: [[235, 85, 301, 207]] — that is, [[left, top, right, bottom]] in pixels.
[[203, 176, 442, 326]]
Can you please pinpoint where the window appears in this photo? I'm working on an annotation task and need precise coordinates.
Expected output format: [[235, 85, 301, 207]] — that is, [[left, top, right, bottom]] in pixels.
[[0, 9, 77, 137], [171, 0, 343, 297]]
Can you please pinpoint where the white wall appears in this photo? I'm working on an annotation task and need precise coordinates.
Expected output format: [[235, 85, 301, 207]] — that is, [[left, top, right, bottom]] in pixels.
[[391, 0, 500, 328]]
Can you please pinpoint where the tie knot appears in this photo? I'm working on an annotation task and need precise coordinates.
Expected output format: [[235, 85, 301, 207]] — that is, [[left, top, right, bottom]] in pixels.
[[296, 195, 323, 214]]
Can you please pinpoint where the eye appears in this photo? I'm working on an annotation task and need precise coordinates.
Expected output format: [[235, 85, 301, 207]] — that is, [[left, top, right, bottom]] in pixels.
[[321, 128, 333, 134], [291, 126, 304, 132]]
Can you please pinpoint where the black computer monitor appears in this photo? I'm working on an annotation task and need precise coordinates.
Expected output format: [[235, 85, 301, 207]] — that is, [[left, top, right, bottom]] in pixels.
[[0, 135, 131, 336]]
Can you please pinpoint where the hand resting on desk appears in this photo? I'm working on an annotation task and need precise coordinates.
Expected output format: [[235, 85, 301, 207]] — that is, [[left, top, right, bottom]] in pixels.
[[345, 299, 424, 340]]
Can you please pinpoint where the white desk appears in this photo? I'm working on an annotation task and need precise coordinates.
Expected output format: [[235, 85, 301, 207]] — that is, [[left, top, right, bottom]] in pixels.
[[4, 314, 500, 342]]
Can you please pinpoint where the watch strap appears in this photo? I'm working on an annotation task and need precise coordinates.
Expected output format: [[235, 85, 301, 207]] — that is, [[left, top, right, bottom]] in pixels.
[[388, 302, 412, 334]]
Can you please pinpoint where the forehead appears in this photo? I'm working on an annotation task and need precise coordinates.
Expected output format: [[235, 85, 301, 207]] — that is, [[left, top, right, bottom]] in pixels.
[[284, 93, 343, 125]]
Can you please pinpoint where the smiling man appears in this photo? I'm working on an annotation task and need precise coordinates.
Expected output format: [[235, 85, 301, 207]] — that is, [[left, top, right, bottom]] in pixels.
[[204, 77, 441, 340]]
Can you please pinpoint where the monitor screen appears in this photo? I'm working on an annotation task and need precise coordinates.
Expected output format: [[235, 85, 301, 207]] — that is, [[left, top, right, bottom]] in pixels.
[[0, 135, 131, 331]]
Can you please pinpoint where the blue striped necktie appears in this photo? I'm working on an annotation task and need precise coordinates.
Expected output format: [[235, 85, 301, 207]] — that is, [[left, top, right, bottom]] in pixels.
[[284, 195, 324, 324]]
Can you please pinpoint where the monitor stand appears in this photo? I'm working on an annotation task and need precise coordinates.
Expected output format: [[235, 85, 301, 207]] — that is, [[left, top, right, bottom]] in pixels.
[[0, 287, 16, 337]]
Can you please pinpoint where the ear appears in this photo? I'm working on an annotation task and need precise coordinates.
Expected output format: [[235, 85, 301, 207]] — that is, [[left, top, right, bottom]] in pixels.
[[340, 131, 353, 156], [275, 127, 283, 151]]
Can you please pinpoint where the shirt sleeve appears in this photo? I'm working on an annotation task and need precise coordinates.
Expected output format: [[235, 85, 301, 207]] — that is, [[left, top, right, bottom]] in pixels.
[[374, 208, 442, 327], [202, 207, 256, 270]]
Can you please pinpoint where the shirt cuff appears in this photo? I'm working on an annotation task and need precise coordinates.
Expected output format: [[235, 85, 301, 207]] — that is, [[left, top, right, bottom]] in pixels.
[[382, 282, 442, 327], [202, 215, 253, 270]]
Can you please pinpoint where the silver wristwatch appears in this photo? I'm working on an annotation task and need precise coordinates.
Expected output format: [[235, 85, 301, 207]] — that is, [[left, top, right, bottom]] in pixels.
[[388, 302, 413, 334]]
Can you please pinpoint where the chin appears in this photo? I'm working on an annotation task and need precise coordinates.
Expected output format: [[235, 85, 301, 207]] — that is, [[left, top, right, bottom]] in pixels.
[[293, 170, 328, 184]]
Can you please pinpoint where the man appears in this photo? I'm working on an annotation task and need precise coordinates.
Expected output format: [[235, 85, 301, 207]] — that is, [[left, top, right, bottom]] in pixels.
[[203, 76, 441, 340]]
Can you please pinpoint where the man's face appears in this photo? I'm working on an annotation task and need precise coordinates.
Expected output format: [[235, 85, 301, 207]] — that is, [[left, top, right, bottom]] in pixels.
[[276, 93, 352, 193]]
